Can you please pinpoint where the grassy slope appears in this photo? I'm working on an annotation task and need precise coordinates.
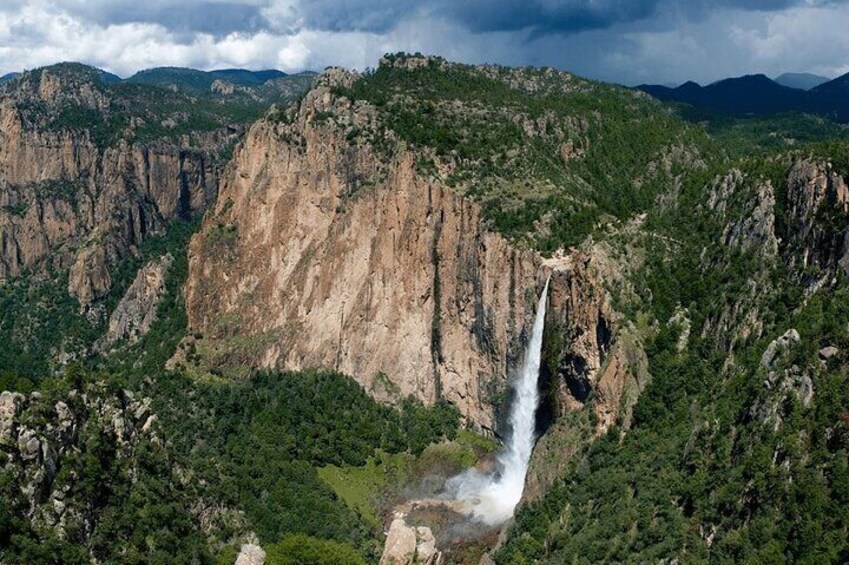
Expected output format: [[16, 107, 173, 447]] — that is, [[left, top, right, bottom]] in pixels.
[[318, 430, 498, 527]]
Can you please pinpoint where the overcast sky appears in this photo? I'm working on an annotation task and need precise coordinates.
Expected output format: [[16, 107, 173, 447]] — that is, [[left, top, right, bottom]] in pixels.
[[0, 0, 847, 85]]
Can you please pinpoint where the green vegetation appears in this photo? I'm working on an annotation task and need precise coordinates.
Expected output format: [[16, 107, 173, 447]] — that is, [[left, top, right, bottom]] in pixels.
[[265, 534, 367, 565], [673, 104, 849, 157], [0, 372, 210, 564], [11, 63, 312, 149], [0, 219, 198, 381], [497, 144, 849, 563], [160, 369, 457, 560], [0, 365, 462, 564], [318, 430, 497, 527], [333, 54, 711, 250]]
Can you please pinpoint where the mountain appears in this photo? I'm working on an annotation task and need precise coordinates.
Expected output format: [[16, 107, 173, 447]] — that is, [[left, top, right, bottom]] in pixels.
[[640, 72, 849, 123], [813, 71, 849, 96], [639, 74, 808, 115], [2, 54, 849, 564], [0, 72, 19, 83], [126, 66, 223, 92], [209, 68, 287, 85], [126, 66, 291, 93], [798, 72, 849, 122], [774, 71, 830, 90]]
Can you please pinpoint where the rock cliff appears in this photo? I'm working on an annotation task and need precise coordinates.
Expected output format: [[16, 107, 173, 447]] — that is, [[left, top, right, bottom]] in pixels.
[[0, 66, 225, 307], [102, 254, 174, 347], [182, 65, 651, 437], [183, 71, 547, 431], [784, 159, 849, 282]]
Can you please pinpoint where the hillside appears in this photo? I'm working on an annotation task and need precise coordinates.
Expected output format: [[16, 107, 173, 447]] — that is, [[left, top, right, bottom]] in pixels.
[[124, 66, 316, 102], [0, 62, 314, 378]]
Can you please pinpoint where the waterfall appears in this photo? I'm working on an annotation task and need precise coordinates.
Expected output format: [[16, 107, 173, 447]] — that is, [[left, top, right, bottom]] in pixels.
[[446, 276, 550, 526]]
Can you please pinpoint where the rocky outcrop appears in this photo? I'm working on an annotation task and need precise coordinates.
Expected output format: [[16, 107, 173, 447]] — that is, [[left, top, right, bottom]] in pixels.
[[760, 328, 801, 368], [753, 329, 814, 432], [0, 390, 25, 446], [0, 383, 157, 537], [541, 250, 647, 431], [707, 168, 779, 258], [784, 159, 849, 280], [0, 66, 228, 307], [102, 254, 173, 347], [235, 543, 266, 565], [524, 248, 649, 501], [183, 71, 542, 430], [725, 181, 779, 257], [380, 518, 442, 565]]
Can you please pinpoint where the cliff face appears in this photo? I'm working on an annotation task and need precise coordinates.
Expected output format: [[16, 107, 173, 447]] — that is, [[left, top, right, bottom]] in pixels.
[[524, 247, 649, 501], [183, 67, 650, 438], [0, 71, 220, 306], [184, 75, 543, 430], [784, 159, 849, 281], [102, 254, 173, 347]]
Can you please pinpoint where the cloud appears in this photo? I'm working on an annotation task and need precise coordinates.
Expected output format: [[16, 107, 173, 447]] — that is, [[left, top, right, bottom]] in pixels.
[[60, 0, 268, 37], [0, 0, 847, 85]]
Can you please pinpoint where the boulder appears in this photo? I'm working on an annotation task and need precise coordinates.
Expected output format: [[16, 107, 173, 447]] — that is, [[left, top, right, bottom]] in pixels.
[[380, 517, 441, 565], [819, 346, 839, 360], [761, 329, 800, 368], [235, 543, 265, 565]]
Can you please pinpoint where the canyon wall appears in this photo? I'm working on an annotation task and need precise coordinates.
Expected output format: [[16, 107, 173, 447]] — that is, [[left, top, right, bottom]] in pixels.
[[0, 68, 226, 306], [183, 70, 644, 435], [183, 75, 544, 431]]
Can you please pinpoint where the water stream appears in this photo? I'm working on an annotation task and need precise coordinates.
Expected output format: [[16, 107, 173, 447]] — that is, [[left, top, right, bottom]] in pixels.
[[445, 276, 550, 525]]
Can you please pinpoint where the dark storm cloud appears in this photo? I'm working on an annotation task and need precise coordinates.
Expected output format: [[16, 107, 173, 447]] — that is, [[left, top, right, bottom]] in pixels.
[[440, 0, 659, 34], [53, 1, 267, 37], [290, 0, 837, 35], [283, 0, 420, 33], [15, 0, 844, 38]]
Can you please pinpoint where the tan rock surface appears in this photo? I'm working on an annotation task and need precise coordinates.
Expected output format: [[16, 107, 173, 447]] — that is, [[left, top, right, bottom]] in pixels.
[[103, 254, 174, 347], [0, 70, 224, 306], [380, 517, 442, 565], [184, 76, 542, 430]]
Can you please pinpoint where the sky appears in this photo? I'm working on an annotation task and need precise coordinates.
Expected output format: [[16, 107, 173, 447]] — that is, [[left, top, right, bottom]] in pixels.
[[0, 0, 848, 86]]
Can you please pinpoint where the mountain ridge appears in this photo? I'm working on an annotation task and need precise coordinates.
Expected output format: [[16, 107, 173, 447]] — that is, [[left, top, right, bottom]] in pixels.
[[0, 62, 315, 95], [774, 71, 830, 90], [638, 71, 849, 122]]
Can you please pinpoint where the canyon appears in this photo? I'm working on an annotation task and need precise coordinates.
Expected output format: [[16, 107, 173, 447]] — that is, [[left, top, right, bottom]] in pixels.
[[2, 54, 848, 564]]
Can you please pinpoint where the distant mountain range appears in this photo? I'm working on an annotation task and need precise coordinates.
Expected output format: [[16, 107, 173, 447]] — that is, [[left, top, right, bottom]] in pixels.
[[774, 72, 830, 90], [638, 72, 849, 122], [124, 67, 289, 93], [0, 65, 303, 94]]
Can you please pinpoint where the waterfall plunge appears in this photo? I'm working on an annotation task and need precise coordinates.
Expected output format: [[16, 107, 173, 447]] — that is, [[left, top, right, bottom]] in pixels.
[[446, 276, 550, 526]]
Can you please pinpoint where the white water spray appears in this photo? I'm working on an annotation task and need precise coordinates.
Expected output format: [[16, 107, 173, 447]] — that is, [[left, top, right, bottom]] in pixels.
[[446, 276, 550, 526]]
